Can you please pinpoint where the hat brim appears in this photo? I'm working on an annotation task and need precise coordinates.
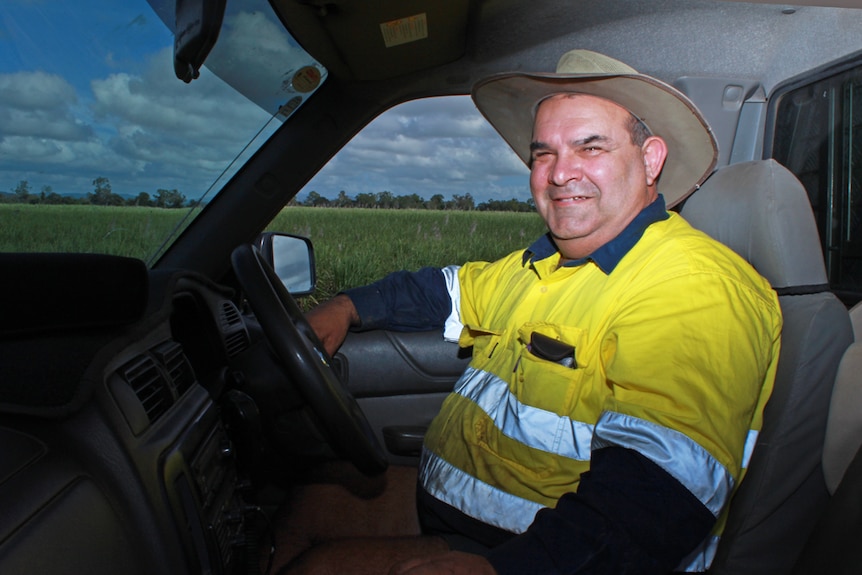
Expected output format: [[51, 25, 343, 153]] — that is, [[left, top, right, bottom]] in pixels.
[[472, 72, 718, 208]]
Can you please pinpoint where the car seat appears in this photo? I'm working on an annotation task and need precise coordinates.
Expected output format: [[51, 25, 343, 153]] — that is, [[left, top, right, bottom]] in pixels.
[[679, 159, 853, 575], [789, 303, 862, 574], [848, 300, 862, 340]]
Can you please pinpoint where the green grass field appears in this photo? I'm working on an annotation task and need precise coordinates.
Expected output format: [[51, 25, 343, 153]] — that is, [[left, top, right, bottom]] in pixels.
[[1, 204, 547, 302], [267, 207, 547, 302], [0, 204, 193, 260]]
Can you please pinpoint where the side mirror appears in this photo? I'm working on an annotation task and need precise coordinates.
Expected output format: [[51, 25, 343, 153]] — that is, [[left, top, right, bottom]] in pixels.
[[257, 233, 316, 296]]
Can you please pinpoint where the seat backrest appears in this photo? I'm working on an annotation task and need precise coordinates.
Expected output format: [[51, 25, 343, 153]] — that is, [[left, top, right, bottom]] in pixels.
[[680, 159, 853, 575], [791, 340, 862, 574], [822, 341, 862, 494], [849, 300, 862, 341]]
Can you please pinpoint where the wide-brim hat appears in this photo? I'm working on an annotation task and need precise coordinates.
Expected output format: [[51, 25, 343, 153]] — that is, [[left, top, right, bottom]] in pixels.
[[472, 50, 718, 208]]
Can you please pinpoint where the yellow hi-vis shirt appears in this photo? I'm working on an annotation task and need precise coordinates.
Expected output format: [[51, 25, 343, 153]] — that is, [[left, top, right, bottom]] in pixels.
[[420, 211, 782, 570]]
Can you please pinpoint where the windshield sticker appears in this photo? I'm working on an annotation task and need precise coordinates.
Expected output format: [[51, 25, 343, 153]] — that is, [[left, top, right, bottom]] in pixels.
[[292, 66, 322, 93], [278, 96, 304, 119], [380, 13, 428, 48]]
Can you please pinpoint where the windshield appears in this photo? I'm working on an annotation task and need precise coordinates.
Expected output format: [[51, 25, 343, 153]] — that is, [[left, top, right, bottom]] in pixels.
[[0, 0, 326, 263]]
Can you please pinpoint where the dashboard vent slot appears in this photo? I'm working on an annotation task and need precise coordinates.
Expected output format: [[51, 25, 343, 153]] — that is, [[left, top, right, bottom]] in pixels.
[[121, 355, 173, 423], [152, 340, 196, 397], [224, 330, 250, 358], [219, 300, 250, 357], [219, 301, 242, 329]]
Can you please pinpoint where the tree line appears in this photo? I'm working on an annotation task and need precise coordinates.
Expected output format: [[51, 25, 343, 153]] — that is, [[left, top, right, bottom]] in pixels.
[[296, 190, 535, 212], [4, 179, 536, 212], [3, 178, 191, 208]]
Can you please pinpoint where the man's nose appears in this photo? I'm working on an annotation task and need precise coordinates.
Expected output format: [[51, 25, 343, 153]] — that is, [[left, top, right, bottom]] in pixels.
[[549, 153, 583, 186]]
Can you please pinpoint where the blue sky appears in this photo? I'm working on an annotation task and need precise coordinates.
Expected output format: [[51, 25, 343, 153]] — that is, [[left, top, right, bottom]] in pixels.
[[0, 0, 530, 204]]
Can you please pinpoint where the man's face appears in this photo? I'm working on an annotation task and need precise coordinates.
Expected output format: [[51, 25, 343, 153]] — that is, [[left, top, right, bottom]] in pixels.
[[529, 94, 665, 261]]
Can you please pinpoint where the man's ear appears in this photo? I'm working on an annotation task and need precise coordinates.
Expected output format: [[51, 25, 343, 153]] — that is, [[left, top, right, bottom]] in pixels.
[[642, 136, 668, 187]]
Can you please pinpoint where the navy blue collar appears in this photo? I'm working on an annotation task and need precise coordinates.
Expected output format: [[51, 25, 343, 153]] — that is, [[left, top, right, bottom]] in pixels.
[[522, 195, 670, 274]]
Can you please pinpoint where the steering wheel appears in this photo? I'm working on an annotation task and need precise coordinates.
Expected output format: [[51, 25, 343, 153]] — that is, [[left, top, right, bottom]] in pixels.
[[230, 243, 388, 476]]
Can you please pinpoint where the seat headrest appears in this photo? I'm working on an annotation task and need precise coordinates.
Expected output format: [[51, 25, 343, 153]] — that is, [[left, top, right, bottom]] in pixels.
[[681, 159, 828, 291]]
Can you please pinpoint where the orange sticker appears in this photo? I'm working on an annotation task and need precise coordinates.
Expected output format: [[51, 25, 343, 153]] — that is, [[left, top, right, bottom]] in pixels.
[[292, 66, 322, 93]]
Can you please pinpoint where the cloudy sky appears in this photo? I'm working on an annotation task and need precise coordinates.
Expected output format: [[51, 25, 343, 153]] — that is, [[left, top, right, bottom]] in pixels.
[[0, 0, 530, 205]]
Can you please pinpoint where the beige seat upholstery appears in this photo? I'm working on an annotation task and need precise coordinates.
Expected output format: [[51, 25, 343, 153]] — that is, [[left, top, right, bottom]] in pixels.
[[791, 333, 862, 574], [818, 300, 862, 508], [822, 340, 862, 494], [849, 300, 862, 341], [680, 159, 853, 575]]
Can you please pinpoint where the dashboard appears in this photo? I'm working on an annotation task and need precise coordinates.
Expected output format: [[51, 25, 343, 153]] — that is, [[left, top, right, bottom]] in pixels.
[[0, 256, 262, 574]]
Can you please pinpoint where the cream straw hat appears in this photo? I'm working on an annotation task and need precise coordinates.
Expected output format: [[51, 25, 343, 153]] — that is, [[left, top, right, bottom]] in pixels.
[[472, 49, 718, 207]]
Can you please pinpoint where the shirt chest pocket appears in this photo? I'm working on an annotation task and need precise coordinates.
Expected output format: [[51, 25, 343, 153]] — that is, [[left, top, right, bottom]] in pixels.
[[515, 322, 589, 414]]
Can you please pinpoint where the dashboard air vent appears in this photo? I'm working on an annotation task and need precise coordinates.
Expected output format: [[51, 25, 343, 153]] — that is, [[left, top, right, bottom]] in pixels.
[[151, 340, 196, 396], [219, 300, 242, 329], [219, 300, 250, 357], [121, 355, 173, 423], [224, 330, 250, 357]]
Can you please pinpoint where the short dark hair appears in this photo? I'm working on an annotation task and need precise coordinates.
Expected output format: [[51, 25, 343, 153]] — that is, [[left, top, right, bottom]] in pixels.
[[627, 114, 652, 147]]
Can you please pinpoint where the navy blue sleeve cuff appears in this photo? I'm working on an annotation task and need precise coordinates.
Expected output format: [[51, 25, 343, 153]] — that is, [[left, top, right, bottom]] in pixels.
[[343, 267, 452, 332], [486, 447, 716, 575]]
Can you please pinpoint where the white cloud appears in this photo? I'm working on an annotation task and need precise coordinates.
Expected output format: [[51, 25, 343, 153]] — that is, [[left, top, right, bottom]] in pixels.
[[302, 96, 531, 203], [0, 71, 93, 140], [0, 31, 528, 205], [92, 47, 270, 144], [0, 44, 274, 197]]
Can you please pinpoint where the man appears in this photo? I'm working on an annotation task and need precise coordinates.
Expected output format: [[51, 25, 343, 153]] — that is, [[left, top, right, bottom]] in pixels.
[[281, 50, 782, 575]]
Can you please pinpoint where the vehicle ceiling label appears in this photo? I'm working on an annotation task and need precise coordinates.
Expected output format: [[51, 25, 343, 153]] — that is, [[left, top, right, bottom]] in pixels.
[[380, 13, 428, 48]]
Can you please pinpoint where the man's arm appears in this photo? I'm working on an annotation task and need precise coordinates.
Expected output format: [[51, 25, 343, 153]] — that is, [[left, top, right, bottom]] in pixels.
[[304, 294, 359, 356], [305, 266, 454, 356], [486, 446, 715, 574]]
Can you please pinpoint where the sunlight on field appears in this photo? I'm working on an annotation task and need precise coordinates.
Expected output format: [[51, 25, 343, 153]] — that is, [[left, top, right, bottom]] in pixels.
[[0, 204, 547, 302]]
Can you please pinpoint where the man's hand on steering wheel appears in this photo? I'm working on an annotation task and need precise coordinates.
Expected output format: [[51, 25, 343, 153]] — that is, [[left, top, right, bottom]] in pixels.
[[304, 294, 359, 357]]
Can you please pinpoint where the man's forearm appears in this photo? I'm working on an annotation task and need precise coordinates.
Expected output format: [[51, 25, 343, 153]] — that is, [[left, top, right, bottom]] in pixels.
[[343, 267, 452, 332], [486, 447, 716, 575]]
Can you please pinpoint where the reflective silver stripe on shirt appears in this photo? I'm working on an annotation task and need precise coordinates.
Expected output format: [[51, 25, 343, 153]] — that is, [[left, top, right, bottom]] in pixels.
[[455, 366, 595, 461], [592, 411, 734, 517], [675, 534, 720, 572], [742, 429, 758, 469], [673, 432, 756, 572], [419, 448, 543, 533], [441, 265, 463, 342]]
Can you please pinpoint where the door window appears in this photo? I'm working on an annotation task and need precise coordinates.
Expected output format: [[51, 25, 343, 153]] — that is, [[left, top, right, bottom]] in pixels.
[[771, 61, 862, 305]]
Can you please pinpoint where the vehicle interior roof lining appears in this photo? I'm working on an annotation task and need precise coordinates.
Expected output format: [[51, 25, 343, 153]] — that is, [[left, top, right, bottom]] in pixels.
[[275, 0, 862, 96]]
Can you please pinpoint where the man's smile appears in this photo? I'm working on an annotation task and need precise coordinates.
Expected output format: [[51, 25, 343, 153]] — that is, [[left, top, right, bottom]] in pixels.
[[551, 194, 594, 204]]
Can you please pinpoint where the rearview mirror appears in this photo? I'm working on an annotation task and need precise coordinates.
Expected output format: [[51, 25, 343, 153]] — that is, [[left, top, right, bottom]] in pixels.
[[257, 233, 316, 296], [174, 0, 226, 82]]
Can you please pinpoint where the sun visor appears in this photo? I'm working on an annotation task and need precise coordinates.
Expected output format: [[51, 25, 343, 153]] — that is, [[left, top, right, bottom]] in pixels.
[[0, 253, 149, 338], [287, 0, 469, 81]]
